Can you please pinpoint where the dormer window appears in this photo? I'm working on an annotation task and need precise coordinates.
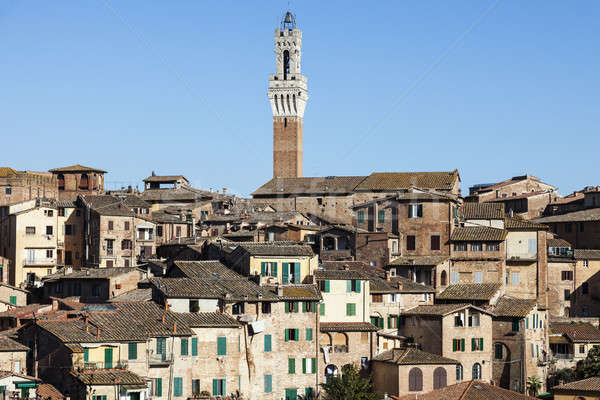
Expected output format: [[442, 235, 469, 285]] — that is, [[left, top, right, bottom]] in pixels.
[[454, 311, 465, 327]]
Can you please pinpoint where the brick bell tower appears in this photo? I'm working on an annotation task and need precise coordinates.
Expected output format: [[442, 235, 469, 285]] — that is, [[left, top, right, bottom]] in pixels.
[[268, 11, 308, 178]]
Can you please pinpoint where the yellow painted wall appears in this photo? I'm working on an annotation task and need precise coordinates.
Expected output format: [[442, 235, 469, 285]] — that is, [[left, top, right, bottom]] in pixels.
[[320, 279, 370, 323], [250, 255, 318, 284]]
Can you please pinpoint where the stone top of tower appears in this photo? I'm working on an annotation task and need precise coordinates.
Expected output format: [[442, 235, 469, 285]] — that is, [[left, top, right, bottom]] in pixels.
[[281, 11, 296, 30]]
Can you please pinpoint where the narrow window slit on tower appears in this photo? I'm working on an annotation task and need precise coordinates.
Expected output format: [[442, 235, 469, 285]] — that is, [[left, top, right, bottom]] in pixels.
[[283, 50, 290, 80], [284, 118, 287, 128]]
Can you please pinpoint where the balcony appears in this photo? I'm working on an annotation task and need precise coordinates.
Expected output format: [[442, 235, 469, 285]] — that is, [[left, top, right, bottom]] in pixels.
[[23, 259, 56, 267], [506, 252, 537, 262], [148, 354, 172, 366], [74, 360, 129, 370], [552, 353, 574, 360]]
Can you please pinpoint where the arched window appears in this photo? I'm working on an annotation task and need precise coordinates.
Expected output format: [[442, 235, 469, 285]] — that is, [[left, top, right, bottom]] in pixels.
[[408, 367, 423, 392], [284, 117, 287, 128], [433, 367, 447, 389], [57, 174, 65, 190], [456, 364, 463, 381], [325, 364, 338, 385], [441, 270, 447, 286], [283, 50, 290, 80], [79, 174, 89, 190], [564, 307, 570, 317], [472, 363, 482, 380]]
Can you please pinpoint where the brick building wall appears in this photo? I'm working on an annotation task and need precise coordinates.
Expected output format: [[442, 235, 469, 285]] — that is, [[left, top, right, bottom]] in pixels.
[[0, 172, 58, 207], [273, 117, 303, 179]]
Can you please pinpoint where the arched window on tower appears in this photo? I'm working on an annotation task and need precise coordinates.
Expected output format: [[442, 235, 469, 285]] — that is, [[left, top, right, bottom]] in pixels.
[[284, 118, 287, 128], [57, 174, 65, 191], [441, 270, 447, 286], [79, 174, 89, 190], [283, 50, 290, 80]]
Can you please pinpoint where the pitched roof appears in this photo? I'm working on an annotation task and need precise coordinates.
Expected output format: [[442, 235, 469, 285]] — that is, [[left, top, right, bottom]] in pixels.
[[552, 377, 600, 394], [80, 195, 136, 217], [504, 217, 548, 230], [320, 322, 378, 332], [450, 226, 507, 241], [402, 303, 492, 317], [397, 380, 536, 400], [0, 336, 29, 352], [388, 255, 449, 266], [43, 268, 139, 282], [534, 207, 600, 223], [486, 190, 553, 202], [488, 296, 536, 317], [171, 260, 243, 280], [108, 288, 152, 303], [252, 176, 367, 196], [437, 283, 502, 301], [372, 348, 459, 365], [49, 164, 106, 173], [277, 285, 322, 300], [170, 312, 240, 328], [551, 323, 600, 342], [461, 203, 505, 219], [354, 171, 459, 192], [314, 269, 368, 281], [236, 242, 314, 257], [574, 249, 600, 260], [0, 168, 17, 177], [143, 175, 188, 183], [37, 384, 64, 400], [121, 195, 150, 208], [140, 189, 200, 202], [150, 277, 279, 301], [547, 238, 571, 248], [70, 369, 146, 386]]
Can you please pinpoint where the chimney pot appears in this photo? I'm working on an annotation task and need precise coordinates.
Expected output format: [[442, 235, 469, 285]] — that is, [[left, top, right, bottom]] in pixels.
[[173, 322, 177, 334], [385, 271, 391, 282]]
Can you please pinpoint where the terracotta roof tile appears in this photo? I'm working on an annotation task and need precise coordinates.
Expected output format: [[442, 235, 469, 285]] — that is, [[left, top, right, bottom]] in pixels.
[[314, 269, 368, 281], [320, 322, 378, 332], [488, 296, 536, 317], [170, 260, 243, 280], [171, 312, 240, 328], [236, 242, 314, 257], [278, 284, 322, 300], [397, 380, 536, 400], [547, 238, 571, 248], [70, 369, 146, 386], [403, 304, 492, 317], [551, 323, 600, 342], [504, 217, 548, 230], [388, 255, 449, 266], [0, 336, 29, 352], [450, 226, 507, 241], [143, 175, 188, 183], [49, 164, 106, 173], [373, 348, 459, 365], [37, 383, 64, 400], [552, 377, 600, 394], [253, 176, 367, 196], [461, 203, 505, 219], [354, 171, 459, 192], [534, 208, 600, 223], [574, 249, 600, 260], [437, 283, 502, 301]]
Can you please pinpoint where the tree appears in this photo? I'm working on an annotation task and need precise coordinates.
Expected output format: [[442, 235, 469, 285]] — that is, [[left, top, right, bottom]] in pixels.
[[576, 345, 600, 379], [320, 364, 377, 400], [549, 367, 575, 386], [527, 376, 542, 397]]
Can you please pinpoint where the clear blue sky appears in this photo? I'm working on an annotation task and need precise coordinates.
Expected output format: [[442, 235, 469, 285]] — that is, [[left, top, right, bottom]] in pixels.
[[1, 1, 598, 197]]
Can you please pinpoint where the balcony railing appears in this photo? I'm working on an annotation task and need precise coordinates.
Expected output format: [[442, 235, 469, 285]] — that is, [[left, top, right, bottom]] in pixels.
[[23, 259, 55, 267], [148, 354, 172, 365], [74, 360, 129, 370], [552, 353, 574, 360], [507, 253, 537, 261]]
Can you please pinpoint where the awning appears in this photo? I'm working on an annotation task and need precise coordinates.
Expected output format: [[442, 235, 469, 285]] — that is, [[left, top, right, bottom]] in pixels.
[[15, 382, 38, 388]]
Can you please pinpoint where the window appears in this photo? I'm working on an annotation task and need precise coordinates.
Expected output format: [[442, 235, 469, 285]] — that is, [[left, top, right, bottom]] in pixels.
[[264, 374, 272, 393], [302, 357, 316, 374], [92, 396, 107, 400], [583, 282, 589, 295], [149, 378, 162, 397], [407, 235, 416, 251], [440, 271, 447, 286], [456, 364, 463, 381], [264, 334, 272, 352], [378, 210, 385, 223], [388, 315, 399, 329], [346, 303, 356, 316], [260, 262, 278, 277], [124, 221, 130, 231], [232, 302, 244, 315], [451, 271, 459, 284], [108, 221, 113, 231], [288, 358, 296, 374], [191, 337, 198, 356], [46, 226, 53, 235], [192, 379, 201, 395], [121, 239, 132, 250], [584, 259, 589, 267], [471, 338, 484, 351], [45, 210, 53, 217], [9, 296, 16, 306], [564, 289, 571, 300], [474, 271, 483, 284], [348, 279, 361, 293], [319, 280, 330, 292], [357, 210, 365, 223], [454, 242, 467, 252], [580, 345, 586, 354], [261, 302, 271, 314], [65, 224, 73, 235], [128, 343, 137, 360], [511, 272, 520, 286], [157, 226, 163, 237], [468, 313, 480, 327], [212, 379, 226, 396], [561, 271, 573, 280], [431, 235, 440, 251], [180, 338, 188, 356], [285, 328, 299, 342], [495, 343, 503, 359], [486, 242, 500, 251], [25, 226, 35, 235], [285, 301, 299, 313], [512, 319, 520, 332], [452, 339, 465, 352], [372, 294, 383, 303], [472, 363, 482, 380], [565, 223, 572, 233], [303, 301, 315, 313], [92, 284, 101, 297], [408, 204, 423, 218], [217, 337, 227, 355], [408, 367, 423, 391], [4, 187, 11, 195], [46, 249, 53, 258], [471, 242, 482, 252], [106, 260, 113, 268], [454, 312, 465, 327], [433, 367, 447, 390]]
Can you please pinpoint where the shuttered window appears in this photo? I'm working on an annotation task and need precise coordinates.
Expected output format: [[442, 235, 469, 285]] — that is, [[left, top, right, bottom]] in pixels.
[[433, 367, 447, 389], [378, 210, 385, 223], [180, 338, 188, 356], [357, 210, 365, 223], [217, 337, 227, 355], [408, 368, 423, 391], [173, 377, 182, 397], [128, 343, 137, 360], [288, 358, 296, 374], [264, 375, 272, 393], [346, 303, 356, 316], [319, 303, 325, 316], [264, 334, 272, 352], [306, 328, 313, 341], [191, 337, 198, 356], [9, 296, 16, 305]]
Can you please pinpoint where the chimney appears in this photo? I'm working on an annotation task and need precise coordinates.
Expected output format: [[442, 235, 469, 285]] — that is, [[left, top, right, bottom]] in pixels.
[[85, 316, 89, 333], [96, 327, 101, 339], [222, 188, 227, 195], [162, 315, 166, 324], [397, 282, 403, 291], [385, 271, 391, 282], [16, 318, 21, 328], [277, 285, 284, 297], [343, 264, 349, 271], [173, 322, 177, 334]]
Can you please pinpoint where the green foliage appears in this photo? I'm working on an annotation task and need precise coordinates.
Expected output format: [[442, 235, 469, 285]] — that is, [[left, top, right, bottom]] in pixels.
[[320, 364, 377, 400], [527, 376, 542, 397], [575, 345, 600, 379]]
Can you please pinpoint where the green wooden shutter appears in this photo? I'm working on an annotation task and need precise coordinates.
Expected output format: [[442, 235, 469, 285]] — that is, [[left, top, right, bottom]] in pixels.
[[261, 262, 266, 277], [408, 206, 413, 218], [378, 210, 385, 223], [461, 339, 465, 352], [9, 296, 16, 305], [156, 378, 162, 397], [217, 337, 227, 355], [324, 280, 330, 292], [128, 343, 137, 360], [295, 328, 300, 341], [212, 379, 218, 396], [282, 263, 289, 283], [181, 338, 188, 356], [285, 329, 289, 342], [512, 319, 519, 332], [302, 358, 307, 374], [288, 358, 295, 374], [480, 338, 484, 351], [311, 357, 316, 373], [273, 262, 278, 277], [526, 317, 529, 329], [417, 204, 423, 217], [294, 263, 301, 283], [306, 328, 313, 341], [319, 303, 325, 316], [471, 338, 476, 351], [452, 339, 457, 352], [346, 303, 351, 316], [173, 377, 182, 397], [347, 280, 352, 292], [302, 301, 307, 312], [305, 387, 314, 398], [264, 334, 272, 352], [387, 316, 392, 329], [356, 280, 361, 293], [294, 301, 299, 313], [104, 348, 113, 368], [378, 318, 384, 329], [264, 375, 272, 393], [191, 337, 198, 356]]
